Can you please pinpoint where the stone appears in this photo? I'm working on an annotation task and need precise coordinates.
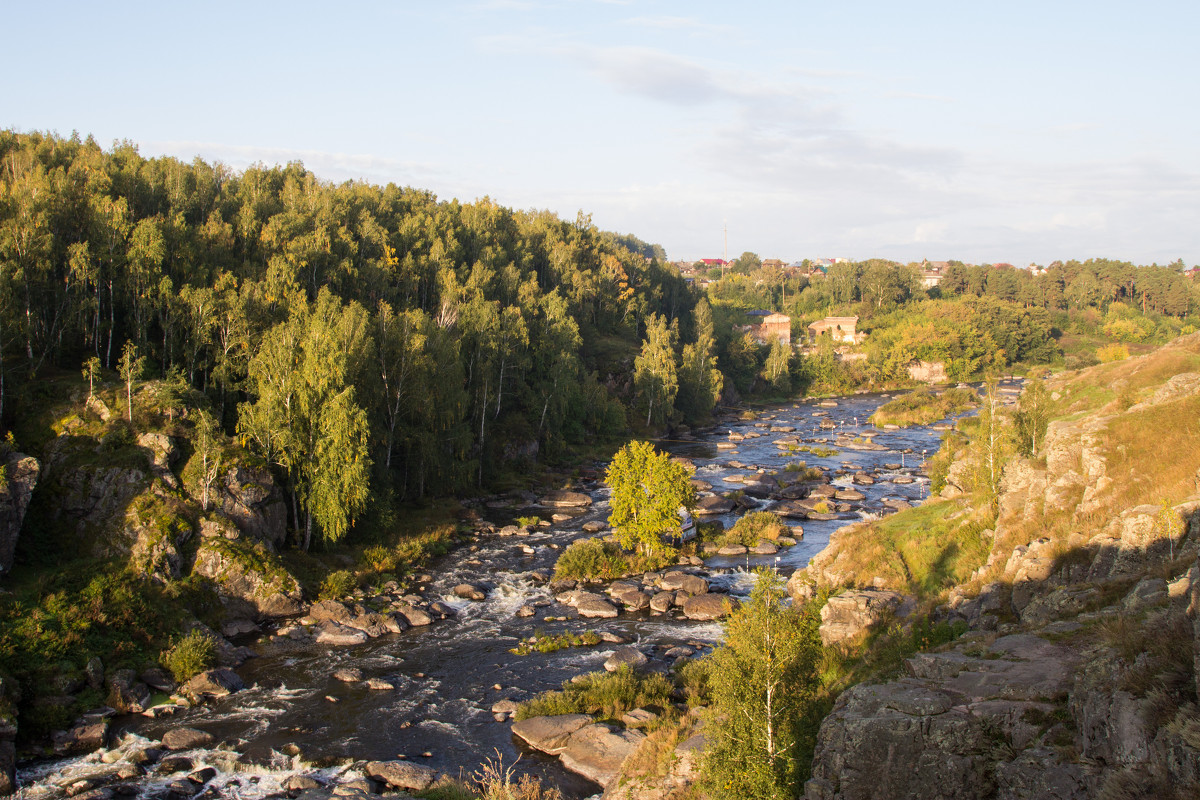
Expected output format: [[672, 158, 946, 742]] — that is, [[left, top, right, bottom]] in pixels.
[[307, 599, 353, 624], [604, 646, 648, 672], [364, 760, 439, 791], [162, 727, 215, 751], [717, 544, 747, 556], [695, 496, 735, 516], [314, 622, 370, 646], [558, 724, 645, 787], [345, 612, 404, 637], [660, 572, 709, 595], [571, 591, 620, 619], [682, 594, 739, 620], [650, 592, 675, 613], [819, 589, 906, 646], [181, 668, 244, 702], [51, 719, 109, 755], [453, 583, 488, 602], [394, 604, 433, 627], [511, 714, 593, 755], [752, 539, 779, 555], [515, 605, 536, 618], [212, 465, 288, 548], [192, 536, 305, 621], [333, 668, 363, 682], [283, 775, 322, 793], [621, 708, 659, 727], [582, 521, 607, 533], [0, 452, 39, 577], [540, 490, 593, 508], [364, 679, 394, 691], [491, 699, 520, 715], [1123, 577, 1168, 612]]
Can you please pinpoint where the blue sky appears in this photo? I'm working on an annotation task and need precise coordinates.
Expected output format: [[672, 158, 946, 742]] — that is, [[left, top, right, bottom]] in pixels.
[[4, 0, 1198, 265]]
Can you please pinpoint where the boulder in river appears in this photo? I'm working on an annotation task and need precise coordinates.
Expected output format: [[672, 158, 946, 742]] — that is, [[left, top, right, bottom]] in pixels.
[[559, 724, 646, 787], [333, 668, 363, 682], [365, 760, 439, 791], [314, 622, 370, 646], [511, 714, 593, 755], [659, 572, 709, 595], [453, 583, 488, 602], [394, 603, 433, 627], [683, 594, 740, 621], [540, 490, 593, 508], [306, 599, 352, 624], [162, 727, 216, 751], [604, 646, 648, 672], [717, 544, 747, 556], [572, 592, 620, 619], [181, 668, 244, 702], [695, 496, 735, 516], [650, 592, 675, 613]]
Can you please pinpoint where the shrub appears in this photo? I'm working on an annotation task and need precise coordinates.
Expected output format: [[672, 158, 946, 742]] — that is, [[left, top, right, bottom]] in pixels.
[[319, 569, 357, 600], [160, 628, 216, 682], [515, 665, 673, 722], [554, 538, 629, 581], [1096, 343, 1130, 363], [359, 545, 397, 573], [725, 512, 788, 547]]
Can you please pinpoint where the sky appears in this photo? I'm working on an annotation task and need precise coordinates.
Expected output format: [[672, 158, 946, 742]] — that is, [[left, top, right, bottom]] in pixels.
[[4, 0, 1198, 266]]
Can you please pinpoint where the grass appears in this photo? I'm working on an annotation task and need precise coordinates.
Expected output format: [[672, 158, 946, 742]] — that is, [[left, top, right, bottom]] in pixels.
[[553, 538, 631, 581], [811, 499, 991, 598], [721, 511, 788, 548], [514, 665, 674, 723], [509, 629, 602, 656], [160, 628, 216, 682], [869, 387, 978, 428]]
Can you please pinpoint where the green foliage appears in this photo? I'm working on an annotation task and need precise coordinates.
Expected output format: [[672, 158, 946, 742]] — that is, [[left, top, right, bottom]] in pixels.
[[515, 665, 673, 722], [160, 628, 216, 682], [1013, 377, 1051, 456], [701, 569, 823, 799], [509, 629, 602, 655], [869, 387, 977, 427], [605, 440, 695, 557], [319, 569, 357, 600], [634, 314, 679, 427], [724, 511, 788, 547], [553, 538, 630, 581]]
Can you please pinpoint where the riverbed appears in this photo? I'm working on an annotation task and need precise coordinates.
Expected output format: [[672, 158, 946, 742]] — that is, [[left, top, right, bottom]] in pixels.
[[16, 387, 1000, 799]]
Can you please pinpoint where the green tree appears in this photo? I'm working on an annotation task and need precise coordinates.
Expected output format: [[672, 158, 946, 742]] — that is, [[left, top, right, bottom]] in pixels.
[[238, 288, 372, 550], [677, 299, 723, 422], [194, 408, 223, 512], [82, 356, 101, 398], [1013, 376, 1050, 457], [117, 340, 145, 421], [634, 314, 678, 427], [605, 440, 695, 557], [760, 336, 791, 393], [970, 377, 1015, 513], [702, 569, 822, 799]]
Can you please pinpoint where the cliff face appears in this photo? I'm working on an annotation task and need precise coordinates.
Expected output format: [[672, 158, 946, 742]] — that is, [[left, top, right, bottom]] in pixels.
[[801, 333, 1200, 799]]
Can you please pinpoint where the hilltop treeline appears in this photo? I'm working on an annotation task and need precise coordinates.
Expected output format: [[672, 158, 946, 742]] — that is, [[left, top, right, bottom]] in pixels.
[[0, 130, 724, 541]]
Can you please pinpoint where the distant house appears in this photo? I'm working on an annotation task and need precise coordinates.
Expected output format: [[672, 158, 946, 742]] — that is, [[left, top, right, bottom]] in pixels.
[[699, 258, 728, 268], [741, 311, 792, 345], [808, 316, 859, 345], [920, 260, 949, 289], [761, 258, 786, 270], [1185, 266, 1200, 280]]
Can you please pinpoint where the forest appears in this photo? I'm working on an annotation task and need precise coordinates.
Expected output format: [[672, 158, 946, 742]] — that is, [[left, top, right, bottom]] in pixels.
[[2, 130, 1198, 551]]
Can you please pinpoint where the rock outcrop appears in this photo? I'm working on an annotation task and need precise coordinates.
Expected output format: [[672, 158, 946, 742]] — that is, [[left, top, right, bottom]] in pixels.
[[191, 533, 304, 620], [0, 451, 39, 576]]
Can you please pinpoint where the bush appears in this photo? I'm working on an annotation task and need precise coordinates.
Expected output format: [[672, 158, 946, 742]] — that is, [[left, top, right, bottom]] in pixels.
[[554, 538, 629, 581], [319, 570, 357, 600], [160, 628, 216, 682], [515, 665, 673, 722], [1096, 343, 1131, 363], [359, 545, 397, 573], [725, 512, 788, 547]]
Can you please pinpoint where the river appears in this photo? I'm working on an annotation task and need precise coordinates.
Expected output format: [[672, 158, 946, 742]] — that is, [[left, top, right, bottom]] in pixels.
[[15, 387, 1002, 799]]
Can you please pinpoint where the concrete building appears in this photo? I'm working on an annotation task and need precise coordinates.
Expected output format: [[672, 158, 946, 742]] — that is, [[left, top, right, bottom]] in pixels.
[[808, 316, 859, 344]]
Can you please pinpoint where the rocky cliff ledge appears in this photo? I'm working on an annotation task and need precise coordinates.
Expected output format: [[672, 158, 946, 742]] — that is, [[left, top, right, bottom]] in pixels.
[[793, 333, 1200, 799]]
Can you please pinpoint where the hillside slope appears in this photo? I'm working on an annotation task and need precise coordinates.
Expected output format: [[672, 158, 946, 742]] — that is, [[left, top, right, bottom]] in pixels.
[[797, 332, 1200, 799]]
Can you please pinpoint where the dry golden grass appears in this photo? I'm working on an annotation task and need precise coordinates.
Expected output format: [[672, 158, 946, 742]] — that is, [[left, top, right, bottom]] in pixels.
[[1104, 394, 1200, 511]]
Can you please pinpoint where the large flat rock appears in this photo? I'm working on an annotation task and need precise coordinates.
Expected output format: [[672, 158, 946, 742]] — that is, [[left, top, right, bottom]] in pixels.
[[558, 723, 645, 787], [511, 714, 593, 755]]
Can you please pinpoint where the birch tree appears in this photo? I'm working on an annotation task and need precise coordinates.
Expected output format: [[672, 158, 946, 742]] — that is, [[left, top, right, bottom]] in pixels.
[[702, 569, 822, 799]]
